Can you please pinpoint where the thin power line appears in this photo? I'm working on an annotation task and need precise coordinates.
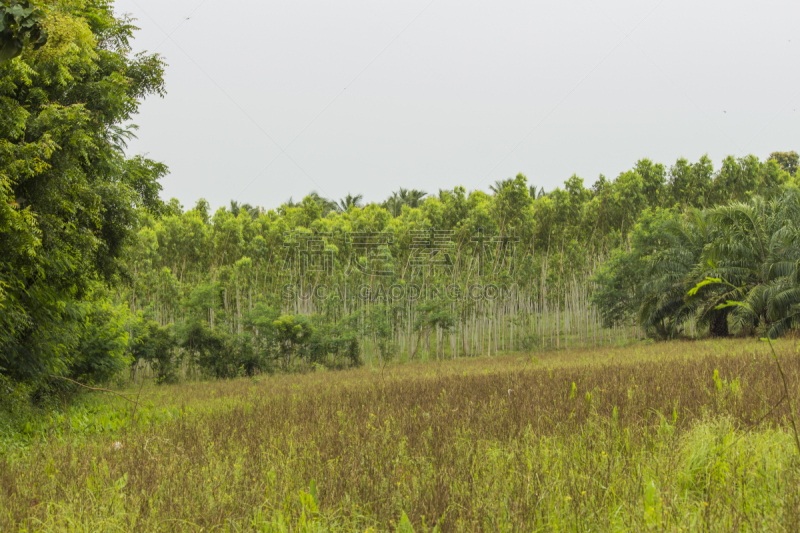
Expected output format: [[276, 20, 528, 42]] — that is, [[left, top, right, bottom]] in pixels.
[[743, 88, 800, 150], [129, 0, 439, 202]]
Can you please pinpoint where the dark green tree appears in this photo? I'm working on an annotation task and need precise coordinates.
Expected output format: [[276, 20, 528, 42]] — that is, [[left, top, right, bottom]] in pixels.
[[768, 151, 799, 176], [131, 318, 177, 384], [0, 0, 166, 384]]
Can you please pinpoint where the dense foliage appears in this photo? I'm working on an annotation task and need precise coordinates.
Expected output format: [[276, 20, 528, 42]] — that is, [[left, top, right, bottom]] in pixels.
[[0, 0, 166, 388], [592, 188, 800, 340], [123, 151, 799, 380], [3, 3, 800, 530], [0, 1, 48, 62]]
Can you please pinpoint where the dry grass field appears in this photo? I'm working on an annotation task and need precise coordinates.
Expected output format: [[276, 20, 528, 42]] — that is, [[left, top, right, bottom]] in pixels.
[[2, 339, 800, 532]]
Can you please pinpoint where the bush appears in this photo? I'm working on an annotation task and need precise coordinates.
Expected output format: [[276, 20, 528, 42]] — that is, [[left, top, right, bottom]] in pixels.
[[178, 321, 229, 379], [131, 318, 178, 384], [308, 322, 361, 370], [69, 301, 132, 385]]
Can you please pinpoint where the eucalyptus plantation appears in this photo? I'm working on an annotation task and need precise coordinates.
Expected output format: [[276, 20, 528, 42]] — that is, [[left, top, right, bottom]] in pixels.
[[118, 158, 800, 382]]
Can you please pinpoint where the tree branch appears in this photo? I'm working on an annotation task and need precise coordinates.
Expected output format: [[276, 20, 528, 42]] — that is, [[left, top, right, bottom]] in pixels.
[[49, 375, 141, 407]]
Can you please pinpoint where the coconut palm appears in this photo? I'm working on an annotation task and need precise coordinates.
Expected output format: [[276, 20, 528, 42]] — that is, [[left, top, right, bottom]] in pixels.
[[383, 192, 402, 217], [398, 188, 427, 208], [489, 179, 513, 195], [229, 200, 261, 220], [302, 191, 338, 216], [337, 193, 364, 213], [382, 189, 426, 216]]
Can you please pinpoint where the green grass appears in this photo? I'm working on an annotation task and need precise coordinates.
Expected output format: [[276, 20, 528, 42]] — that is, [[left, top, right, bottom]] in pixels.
[[2, 339, 800, 531]]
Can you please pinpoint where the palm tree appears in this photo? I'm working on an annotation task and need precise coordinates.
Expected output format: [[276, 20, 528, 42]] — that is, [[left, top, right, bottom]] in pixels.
[[302, 191, 338, 216], [337, 193, 364, 213], [529, 185, 546, 199], [383, 192, 402, 217], [489, 179, 513, 195], [638, 209, 712, 339], [397, 188, 427, 208], [642, 192, 800, 339], [701, 193, 800, 338], [381, 188, 427, 217], [230, 201, 261, 220]]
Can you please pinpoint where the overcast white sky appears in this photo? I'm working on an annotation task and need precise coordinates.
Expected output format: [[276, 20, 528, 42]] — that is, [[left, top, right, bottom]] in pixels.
[[115, 0, 800, 211]]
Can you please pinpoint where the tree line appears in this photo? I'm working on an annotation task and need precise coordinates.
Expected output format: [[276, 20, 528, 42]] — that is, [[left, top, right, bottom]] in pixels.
[[118, 151, 799, 383]]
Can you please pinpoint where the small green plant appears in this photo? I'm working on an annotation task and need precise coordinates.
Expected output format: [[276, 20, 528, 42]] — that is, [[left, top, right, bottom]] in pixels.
[[707, 288, 800, 459]]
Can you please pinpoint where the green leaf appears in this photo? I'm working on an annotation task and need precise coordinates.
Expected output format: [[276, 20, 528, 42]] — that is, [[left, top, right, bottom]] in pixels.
[[688, 277, 722, 296], [714, 300, 745, 310], [397, 511, 415, 533], [0, 37, 22, 62], [9, 5, 25, 20], [31, 27, 46, 50]]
